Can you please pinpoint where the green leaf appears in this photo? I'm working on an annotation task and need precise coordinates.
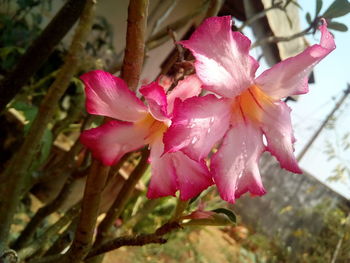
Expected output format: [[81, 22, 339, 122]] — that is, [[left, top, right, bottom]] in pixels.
[[212, 208, 237, 224], [316, 0, 323, 15], [182, 214, 232, 226], [328, 21, 348, 31], [323, 0, 350, 19], [305, 12, 312, 24]]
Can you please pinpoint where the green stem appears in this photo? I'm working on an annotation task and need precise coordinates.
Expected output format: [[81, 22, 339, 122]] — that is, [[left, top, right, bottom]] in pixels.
[[172, 200, 190, 221], [0, 0, 95, 254]]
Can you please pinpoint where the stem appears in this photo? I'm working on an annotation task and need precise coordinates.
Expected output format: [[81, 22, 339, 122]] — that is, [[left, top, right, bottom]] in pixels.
[[0, 0, 88, 112], [28, 222, 180, 263], [171, 200, 190, 221], [12, 176, 76, 250], [120, 0, 149, 91], [0, 0, 95, 254], [17, 203, 81, 260], [44, 218, 78, 256], [121, 199, 161, 230], [238, 1, 283, 31], [94, 149, 150, 247], [87, 222, 181, 259], [52, 91, 85, 138], [61, 161, 110, 263], [251, 25, 313, 49], [149, 0, 179, 36]]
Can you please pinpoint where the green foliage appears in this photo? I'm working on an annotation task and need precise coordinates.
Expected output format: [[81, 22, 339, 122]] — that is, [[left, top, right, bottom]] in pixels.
[[212, 208, 237, 224], [323, 0, 350, 19], [327, 21, 348, 32], [305, 12, 312, 24], [316, 0, 323, 16]]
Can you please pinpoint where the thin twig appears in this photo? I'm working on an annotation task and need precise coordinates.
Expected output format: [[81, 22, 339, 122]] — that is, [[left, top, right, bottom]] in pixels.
[[93, 149, 150, 247], [17, 203, 81, 260], [107, 1, 209, 74], [44, 218, 78, 256], [238, 1, 284, 31], [149, 0, 179, 36], [251, 25, 314, 49], [26, 222, 181, 263], [87, 222, 181, 259], [52, 90, 85, 138], [12, 176, 77, 250], [0, 0, 95, 253]]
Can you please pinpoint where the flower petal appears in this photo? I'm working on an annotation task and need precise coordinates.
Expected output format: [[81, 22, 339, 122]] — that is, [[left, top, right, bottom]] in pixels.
[[147, 138, 212, 200], [147, 139, 177, 199], [163, 94, 231, 161], [180, 16, 258, 98], [139, 82, 169, 122], [80, 120, 146, 166], [256, 20, 335, 99], [167, 75, 203, 114], [172, 151, 213, 200], [211, 124, 266, 203], [81, 70, 147, 122], [261, 101, 302, 173]]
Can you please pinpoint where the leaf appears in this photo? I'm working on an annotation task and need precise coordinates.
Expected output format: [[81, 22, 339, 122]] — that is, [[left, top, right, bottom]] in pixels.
[[305, 12, 312, 24], [182, 208, 236, 226], [212, 208, 237, 224], [323, 0, 350, 19], [327, 21, 348, 32], [316, 0, 323, 15]]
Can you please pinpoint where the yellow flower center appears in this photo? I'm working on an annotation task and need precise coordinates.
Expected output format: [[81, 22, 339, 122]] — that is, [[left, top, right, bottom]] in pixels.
[[232, 85, 275, 123], [135, 114, 169, 144]]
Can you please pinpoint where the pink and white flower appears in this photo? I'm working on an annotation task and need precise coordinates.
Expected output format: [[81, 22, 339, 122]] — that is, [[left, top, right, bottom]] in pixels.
[[80, 71, 213, 200], [164, 16, 335, 203]]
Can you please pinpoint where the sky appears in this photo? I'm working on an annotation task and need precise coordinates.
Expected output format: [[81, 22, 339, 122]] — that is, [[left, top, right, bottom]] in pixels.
[[293, 0, 350, 199], [248, 0, 350, 199]]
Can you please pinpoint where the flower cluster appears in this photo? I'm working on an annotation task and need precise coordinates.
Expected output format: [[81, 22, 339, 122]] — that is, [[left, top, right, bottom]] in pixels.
[[80, 16, 335, 203]]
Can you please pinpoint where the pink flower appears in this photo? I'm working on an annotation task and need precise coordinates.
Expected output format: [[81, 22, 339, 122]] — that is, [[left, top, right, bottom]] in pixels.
[[164, 16, 335, 203], [80, 70, 213, 200]]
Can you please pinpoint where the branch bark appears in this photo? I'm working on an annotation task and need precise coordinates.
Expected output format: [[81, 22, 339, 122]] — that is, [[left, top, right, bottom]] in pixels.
[[0, 0, 95, 254], [60, 161, 109, 263], [120, 0, 149, 91], [94, 149, 150, 247], [87, 222, 181, 259]]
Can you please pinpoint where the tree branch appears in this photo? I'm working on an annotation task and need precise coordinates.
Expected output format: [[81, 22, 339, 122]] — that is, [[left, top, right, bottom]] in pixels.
[[120, 0, 149, 91], [12, 175, 76, 250], [86, 222, 181, 259], [0, 0, 95, 254], [0, 0, 88, 112], [61, 161, 109, 263], [17, 203, 81, 260], [94, 149, 150, 247]]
